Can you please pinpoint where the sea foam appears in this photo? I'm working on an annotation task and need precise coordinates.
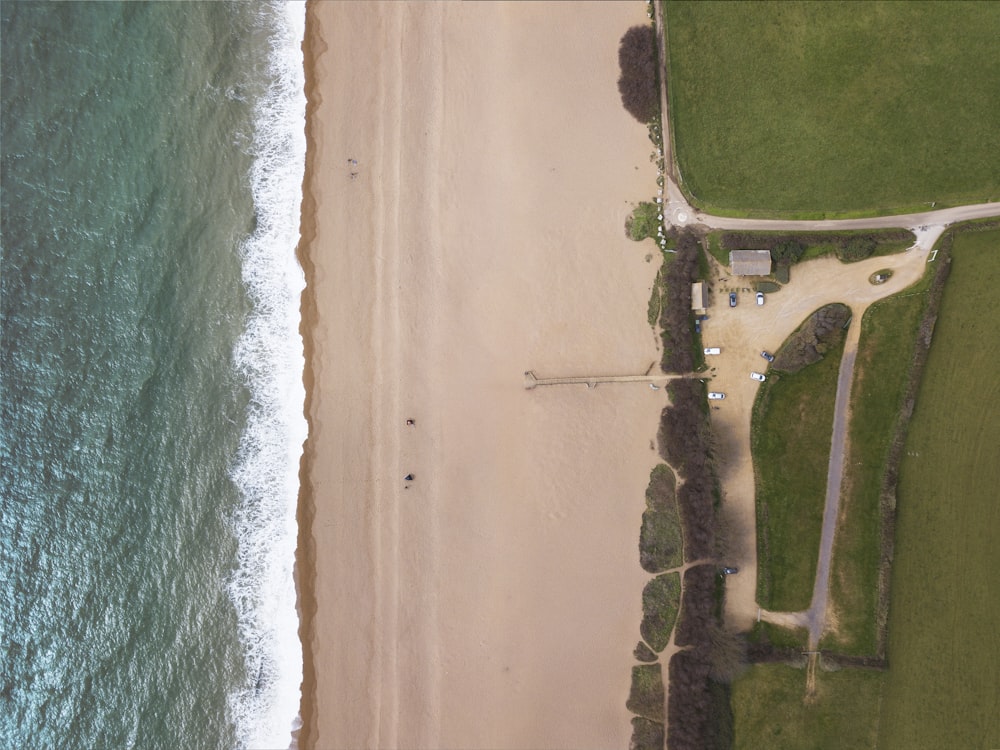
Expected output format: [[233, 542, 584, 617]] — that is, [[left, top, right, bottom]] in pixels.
[[227, 2, 307, 748]]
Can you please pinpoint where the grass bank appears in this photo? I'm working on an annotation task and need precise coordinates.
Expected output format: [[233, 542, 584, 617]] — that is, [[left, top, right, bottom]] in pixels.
[[877, 229, 1000, 749], [664, 1, 1000, 215], [822, 267, 934, 656], [752, 309, 847, 611], [732, 665, 882, 749]]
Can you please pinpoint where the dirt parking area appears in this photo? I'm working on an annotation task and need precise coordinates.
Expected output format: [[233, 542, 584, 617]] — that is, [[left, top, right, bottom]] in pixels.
[[696, 238, 936, 630]]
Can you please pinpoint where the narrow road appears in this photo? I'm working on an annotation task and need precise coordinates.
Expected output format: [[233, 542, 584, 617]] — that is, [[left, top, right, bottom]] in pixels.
[[805, 316, 861, 649]]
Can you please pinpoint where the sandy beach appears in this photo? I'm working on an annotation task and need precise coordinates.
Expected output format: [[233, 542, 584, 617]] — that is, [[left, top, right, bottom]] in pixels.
[[297, 2, 662, 747]]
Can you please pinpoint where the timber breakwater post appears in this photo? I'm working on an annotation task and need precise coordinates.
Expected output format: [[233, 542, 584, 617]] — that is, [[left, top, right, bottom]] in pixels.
[[524, 369, 703, 390]]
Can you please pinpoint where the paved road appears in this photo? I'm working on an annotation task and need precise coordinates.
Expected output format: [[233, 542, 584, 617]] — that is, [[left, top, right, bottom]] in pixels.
[[805, 326, 859, 648]]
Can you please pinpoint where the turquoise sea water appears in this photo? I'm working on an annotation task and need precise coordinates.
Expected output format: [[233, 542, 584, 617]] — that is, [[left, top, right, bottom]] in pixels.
[[1, 3, 305, 748]]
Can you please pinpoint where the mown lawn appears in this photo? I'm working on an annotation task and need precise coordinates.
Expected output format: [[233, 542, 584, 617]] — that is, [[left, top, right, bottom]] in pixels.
[[664, 2, 1000, 216], [732, 664, 882, 749], [823, 272, 931, 655], [877, 229, 1000, 749], [752, 321, 845, 612]]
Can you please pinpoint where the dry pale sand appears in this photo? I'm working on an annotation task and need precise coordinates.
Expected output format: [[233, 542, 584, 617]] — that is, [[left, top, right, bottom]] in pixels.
[[297, 2, 663, 748]]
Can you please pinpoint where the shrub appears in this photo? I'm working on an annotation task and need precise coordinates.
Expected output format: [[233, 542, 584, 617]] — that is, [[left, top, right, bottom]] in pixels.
[[771, 303, 851, 373], [634, 641, 658, 663], [626, 201, 661, 241], [640, 509, 683, 572], [770, 239, 805, 264], [630, 716, 665, 750], [667, 649, 712, 750], [674, 565, 716, 649], [617, 25, 659, 124], [838, 236, 877, 261], [627, 663, 665, 722], [645, 463, 677, 512], [755, 280, 781, 293], [640, 573, 682, 652], [659, 232, 701, 373]]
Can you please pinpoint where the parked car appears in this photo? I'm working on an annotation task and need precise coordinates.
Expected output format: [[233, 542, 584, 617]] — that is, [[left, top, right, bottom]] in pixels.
[[694, 319, 701, 334], [756, 292, 764, 306], [721, 566, 739, 575], [750, 372, 766, 382], [729, 292, 737, 307], [761, 350, 775, 362], [708, 392, 726, 400], [704, 347, 721, 355]]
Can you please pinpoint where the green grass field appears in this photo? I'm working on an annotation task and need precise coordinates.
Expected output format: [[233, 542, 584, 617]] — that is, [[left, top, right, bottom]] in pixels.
[[877, 230, 1000, 749], [732, 665, 882, 749], [823, 271, 932, 655], [664, 2, 1000, 216], [752, 321, 846, 612]]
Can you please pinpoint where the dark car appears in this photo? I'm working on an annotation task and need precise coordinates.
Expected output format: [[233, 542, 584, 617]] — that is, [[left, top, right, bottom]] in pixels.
[[729, 292, 737, 307], [721, 567, 739, 575], [761, 350, 775, 362]]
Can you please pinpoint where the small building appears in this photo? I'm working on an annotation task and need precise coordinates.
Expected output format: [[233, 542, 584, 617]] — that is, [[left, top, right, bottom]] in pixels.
[[729, 250, 772, 276], [691, 281, 706, 313]]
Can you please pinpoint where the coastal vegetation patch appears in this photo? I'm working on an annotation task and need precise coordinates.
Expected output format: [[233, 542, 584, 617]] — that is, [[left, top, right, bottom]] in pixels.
[[876, 228, 1000, 749], [664, 1, 1000, 215], [627, 663, 665, 723], [640, 572, 681, 653], [629, 717, 664, 750], [752, 306, 847, 611], [639, 464, 682, 572]]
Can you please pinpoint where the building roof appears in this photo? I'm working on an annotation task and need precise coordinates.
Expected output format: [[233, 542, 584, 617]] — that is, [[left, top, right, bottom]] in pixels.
[[729, 250, 772, 276], [691, 282, 705, 311]]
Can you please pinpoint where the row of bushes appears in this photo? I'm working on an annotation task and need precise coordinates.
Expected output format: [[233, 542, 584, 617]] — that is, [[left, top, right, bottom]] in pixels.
[[720, 229, 914, 265], [617, 24, 659, 124], [657, 379, 716, 561], [770, 303, 851, 374], [659, 232, 702, 373]]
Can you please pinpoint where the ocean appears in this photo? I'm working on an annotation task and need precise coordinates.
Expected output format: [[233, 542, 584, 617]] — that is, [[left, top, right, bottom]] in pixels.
[[1, 3, 306, 748]]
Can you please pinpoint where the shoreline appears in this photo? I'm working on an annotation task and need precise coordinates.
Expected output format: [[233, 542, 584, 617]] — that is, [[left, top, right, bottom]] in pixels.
[[294, 3, 660, 747], [293, 2, 325, 745]]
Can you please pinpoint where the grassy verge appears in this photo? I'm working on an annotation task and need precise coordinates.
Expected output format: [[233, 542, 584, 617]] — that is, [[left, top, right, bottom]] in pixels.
[[752, 312, 847, 611], [664, 1, 1000, 214], [732, 665, 883, 749], [877, 229, 1000, 749], [821, 271, 932, 655]]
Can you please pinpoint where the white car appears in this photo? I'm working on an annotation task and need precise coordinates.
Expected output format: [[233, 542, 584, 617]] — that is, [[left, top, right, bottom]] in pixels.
[[750, 372, 766, 382], [704, 347, 721, 355], [708, 392, 726, 400], [756, 292, 765, 306]]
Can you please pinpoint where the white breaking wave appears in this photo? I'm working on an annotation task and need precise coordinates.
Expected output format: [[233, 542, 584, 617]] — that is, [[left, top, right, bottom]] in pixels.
[[227, 2, 307, 749]]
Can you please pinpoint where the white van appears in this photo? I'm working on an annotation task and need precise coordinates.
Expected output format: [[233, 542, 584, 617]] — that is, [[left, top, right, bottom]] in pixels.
[[704, 347, 721, 355]]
